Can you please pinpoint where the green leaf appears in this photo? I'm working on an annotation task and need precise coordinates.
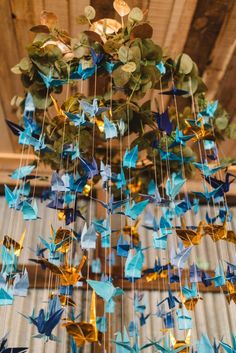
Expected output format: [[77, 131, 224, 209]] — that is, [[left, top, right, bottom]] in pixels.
[[215, 116, 228, 130], [32, 92, 52, 110], [122, 62, 136, 73], [118, 45, 129, 63], [176, 53, 193, 75], [141, 39, 162, 61], [176, 76, 198, 96], [113, 65, 131, 87], [84, 6, 96, 20], [11, 57, 31, 74], [128, 7, 144, 22]]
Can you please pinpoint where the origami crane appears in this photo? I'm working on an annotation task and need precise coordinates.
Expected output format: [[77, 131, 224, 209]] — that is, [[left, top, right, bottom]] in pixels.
[[22, 296, 64, 341], [0, 334, 28, 353], [176, 219, 205, 247], [180, 283, 202, 310], [62, 291, 101, 347]]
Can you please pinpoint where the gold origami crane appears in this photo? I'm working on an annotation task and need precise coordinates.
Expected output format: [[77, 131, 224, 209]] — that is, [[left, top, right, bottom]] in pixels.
[[222, 229, 236, 244], [123, 218, 140, 246], [35, 255, 87, 286], [180, 292, 203, 311], [51, 226, 76, 253], [204, 217, 227, 242], [184, 118, 214, 142], [176, 219, 205, 247], [225, 281, 236, 304], [2, 230, 26, 256], [62, 291, 101, 346], [170, 330, 191, 353], [50, 94, 67, 119]]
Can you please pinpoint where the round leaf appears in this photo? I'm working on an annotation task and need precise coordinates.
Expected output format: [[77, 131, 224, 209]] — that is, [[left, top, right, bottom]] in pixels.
[[215, 116, 228, 130], [30, 25, 50, 34], [118, 45, 129, 63], [122, 62, 137, 73], [113, 0, 130, 17], [113, 65, 131, 86], [130, 23, 153, 39], [84, 6, 96, 20], [128, 7, 144, 22], [176, 53, 193, 75]]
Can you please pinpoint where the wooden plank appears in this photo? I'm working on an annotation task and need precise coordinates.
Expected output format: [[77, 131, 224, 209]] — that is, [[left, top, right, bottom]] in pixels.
[[202, 2, 236, 101], [146, 0, 197, 109], [9, 0, 43, 58], [0, 1, 22, 152], [147, 0, 175, 46], [41, 0, 69, 31], [164, 0, 198, 57], [214, 48, 236, 120], [183, 0, 235, 75], [0, 100, 14, 152]]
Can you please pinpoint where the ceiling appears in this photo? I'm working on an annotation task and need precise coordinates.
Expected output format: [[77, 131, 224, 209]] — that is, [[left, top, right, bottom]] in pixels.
[[0, 0, 236, 188]]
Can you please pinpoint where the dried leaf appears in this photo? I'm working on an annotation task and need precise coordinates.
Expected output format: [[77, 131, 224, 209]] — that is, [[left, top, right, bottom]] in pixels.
[[40, 11, 58, 29], [90, 19, 121, 37], [30, 25, 50, 34], [130, 23, 153, 39], [77, 15, 89, 25], [84, 30, 103, 43], [103, 39, 120, 54], [113, 0, 130, 17], [84, 6, 96, 20]]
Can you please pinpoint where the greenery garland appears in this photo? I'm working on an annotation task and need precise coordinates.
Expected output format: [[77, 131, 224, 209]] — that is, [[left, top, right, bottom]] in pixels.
[[10, 4, 236, 193]]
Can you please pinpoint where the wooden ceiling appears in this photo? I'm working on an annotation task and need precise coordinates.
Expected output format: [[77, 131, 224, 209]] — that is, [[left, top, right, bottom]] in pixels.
[[0, 0, 236, 186]]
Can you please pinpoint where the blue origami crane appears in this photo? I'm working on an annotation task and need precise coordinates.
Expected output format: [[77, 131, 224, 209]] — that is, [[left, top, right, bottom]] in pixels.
[[21, 296, 64, 341]]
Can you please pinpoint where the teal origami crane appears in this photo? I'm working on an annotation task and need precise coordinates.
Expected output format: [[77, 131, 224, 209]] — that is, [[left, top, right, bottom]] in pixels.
[[210, 263, 226, 287], [176, 307, 192, 330], [123, 145, 138, 168], [220, 335, 236, 353], [104, 116, 118, 139], [197, 334, 215, 353], [81, 223, 97, 249], [87, 279, 124, 302], [125, 248, 144, 279], [193, 162, 226, 177], [21, 200, 38, 220], [166, 173, 186, 200], [124, 199, 149, 220], [11, 165, 35, 180]]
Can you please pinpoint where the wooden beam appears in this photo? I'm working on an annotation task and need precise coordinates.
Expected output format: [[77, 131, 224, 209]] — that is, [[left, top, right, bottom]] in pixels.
[[146, 0, 197, 109], [202, 2, 236, 101], [15, 264, 222, 293], [0, 1, 22, 152], [163, 0, 198, 58], [183, 0, 235, 75]]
